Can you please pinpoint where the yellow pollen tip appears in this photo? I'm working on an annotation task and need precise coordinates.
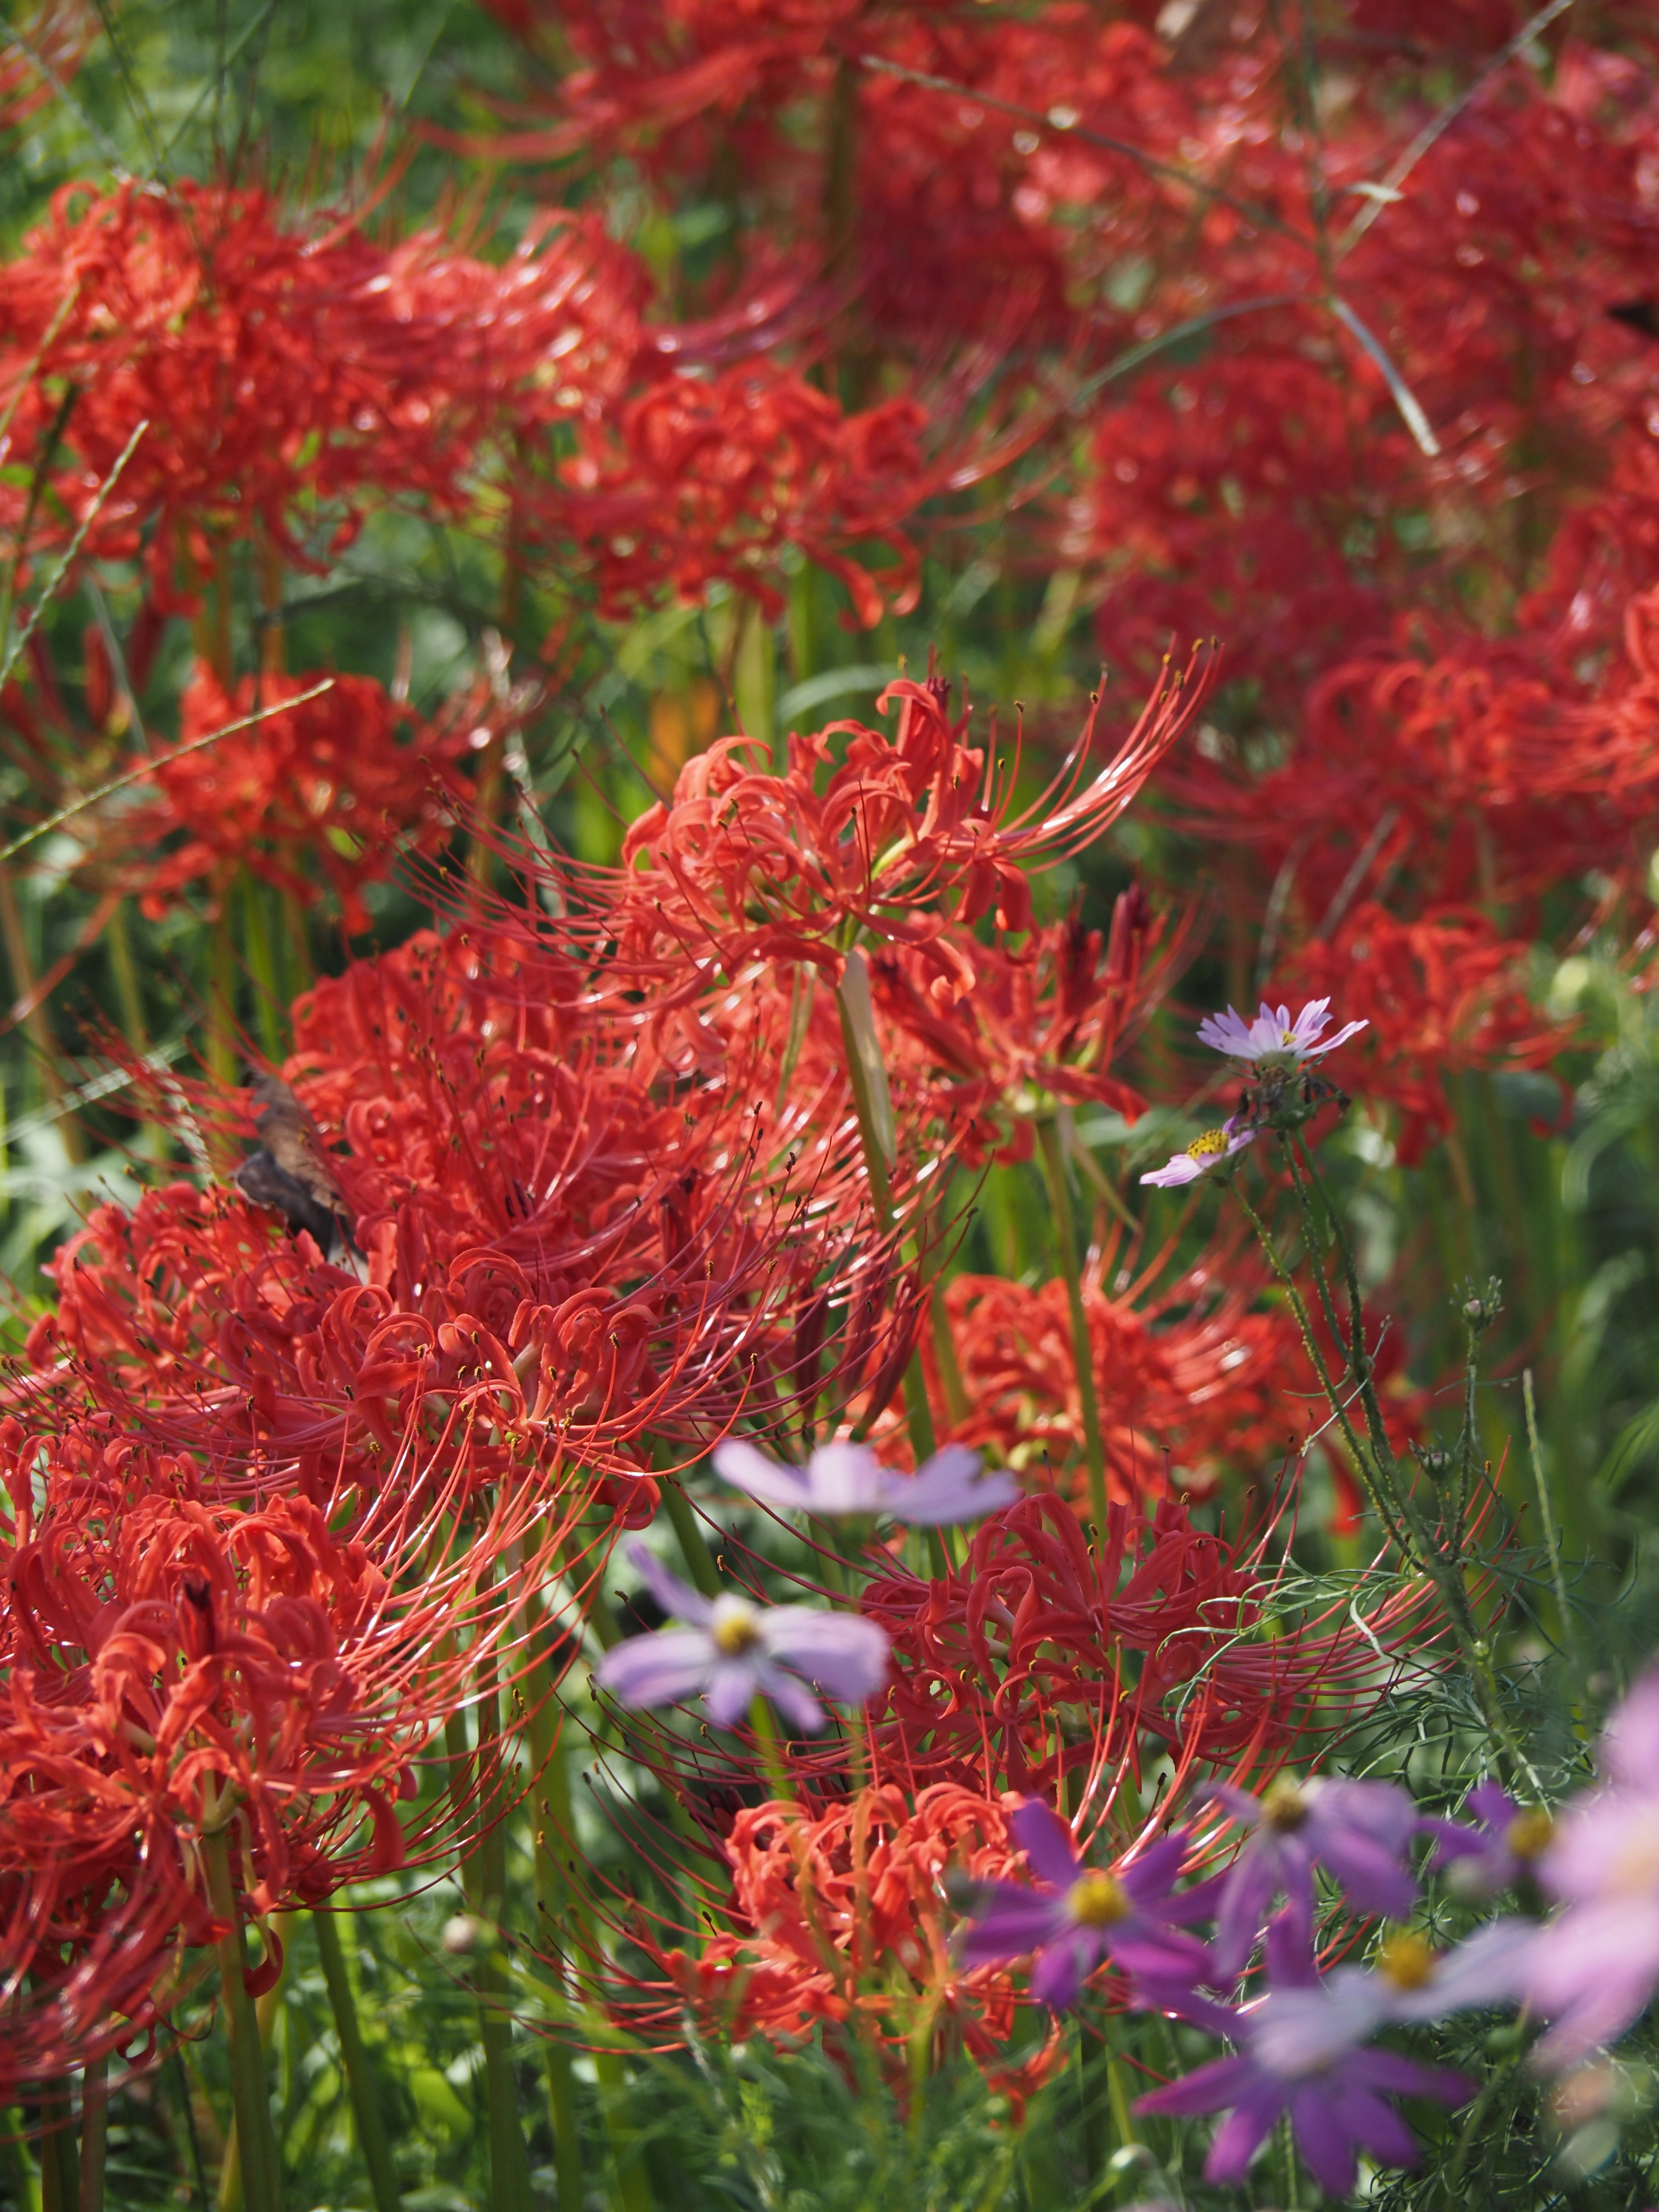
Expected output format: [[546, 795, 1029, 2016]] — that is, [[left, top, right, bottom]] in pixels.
[[1067, 1872, 1131, 1929], [1377, 1932, 1438, 1990], [711, 1602, 761, 1658], [1505, 1809, 1554, 1861], [1186, 1128, 1230, 1160], [1281, 1029, 1297, 1046]]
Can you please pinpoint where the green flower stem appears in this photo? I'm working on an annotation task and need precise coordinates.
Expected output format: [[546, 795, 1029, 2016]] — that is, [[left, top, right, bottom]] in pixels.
[[310, 1912, 400, 2212], [76, 2056, 106, 2212], [205, 877, 240, 1103], [1036, 1117, 1109, 1538], [521, 1669, 586, 2212], [458, 1665, 535, 2212], [749, 1696, 796, 1804], [201, 1825, 281, 2212], [591, 2050, 654, 2212], [36, 2081, 75, 2212], [238, 875, 285, 1063], [658, 1473, 721, 1599], [836, 977, 948, 1574]]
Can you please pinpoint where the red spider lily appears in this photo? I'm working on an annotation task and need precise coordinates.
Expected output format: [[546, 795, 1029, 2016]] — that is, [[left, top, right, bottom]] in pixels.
[[22, 916, 911, 1514], [542, 364, 929, 627], [91, 664, 472, 930], [866, 887, 1169, 1167], [625, 1782, 1067, 2111], [0, 178, 637, 603], [609, 657, 1214, 992], [861, 1494, 1444, 1809], [1286, 904, 1571, 1164], [0, 1424, 523, 2085], [935, 1255, 1311, 1509]]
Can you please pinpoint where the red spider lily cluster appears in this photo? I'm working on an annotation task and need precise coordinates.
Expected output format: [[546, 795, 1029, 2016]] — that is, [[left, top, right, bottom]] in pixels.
[[8, 1, 1659, 2192]]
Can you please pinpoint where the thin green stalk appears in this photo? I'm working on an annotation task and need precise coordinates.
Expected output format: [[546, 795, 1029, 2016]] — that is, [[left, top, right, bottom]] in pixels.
[[591, 2050, 653, 2212], [524, 1685, 585, 2212], [36, 2083, 75, 2212], [1036, 1117, 1108, 1536], [459, 1672, 534, 2212], [238, 876, 285, 1063], [1523, 1367, 1576, 1664], [658, 1475, 721, 1599], [311, 1912, 400, 2212], [836, 973, 943, 1560], [201, 1825, 281, 2212], [206, 880, 240, 1102], [749, 1695, 796, 1803], [76, 2057, 106, 2212]]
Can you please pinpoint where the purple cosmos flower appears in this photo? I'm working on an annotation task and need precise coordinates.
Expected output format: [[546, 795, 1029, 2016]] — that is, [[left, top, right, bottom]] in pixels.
[[1196, 996, 1368, 1071], [1423, 1779, 1555, 1901], [959, 1799, 1211, 2011], [1139, 1916, 1473, 2198], [1208, 1774, 1420, 1980], [712, 1438, 1020, 1526], [1140, 1115, 1255, 1189], [593, 1538, 889, 1735], [1528, 1673, 1659, 2069]]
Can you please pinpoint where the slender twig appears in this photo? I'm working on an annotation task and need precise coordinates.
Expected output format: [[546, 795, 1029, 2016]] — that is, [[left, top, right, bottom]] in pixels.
[[1036, 1116, 1109, 1538], [1523, 1367, 1576, 1662], [0, 420, 149, 695]]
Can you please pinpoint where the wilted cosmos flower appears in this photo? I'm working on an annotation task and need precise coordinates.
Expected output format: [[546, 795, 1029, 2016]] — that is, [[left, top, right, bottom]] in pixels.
[[593, 1538, 889, 1734], [711, 1438, 1020, 1526], [1140, 1916, 1473, 2197], [959, 1798, 1209, 2011], [1196, 997, 1369, 1071], [1209, 1774, 1420, 1980], [1140, 1116, 1255, 1189]]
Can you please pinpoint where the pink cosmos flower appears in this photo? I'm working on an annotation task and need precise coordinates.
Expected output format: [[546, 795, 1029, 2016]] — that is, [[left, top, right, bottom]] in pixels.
[[712, 1438, 1020, 1526], [1140, 1916, 1478, 2197], [1140, 1116, 1255, 1189], [959, 1799, 1210, 2011], [594, 1538, 889, 1734], [1197, 996, 1368, 1070], [1209, 1774, 1420, 1980], [1529, 1675, 1659, 2069]]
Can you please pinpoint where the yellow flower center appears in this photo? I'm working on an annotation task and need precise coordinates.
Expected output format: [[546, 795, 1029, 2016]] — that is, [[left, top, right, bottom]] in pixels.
[[710, 1599, 762, 1657], [1281, 1028, 1297, 1046], [1376, 1932, 1437, 1991], [1186, 1128, 1230, 1160], [1261, 1776, 1309, 1831], [1067, 1872, 1131, 1928], [1505, 1809, 1554, 1862]]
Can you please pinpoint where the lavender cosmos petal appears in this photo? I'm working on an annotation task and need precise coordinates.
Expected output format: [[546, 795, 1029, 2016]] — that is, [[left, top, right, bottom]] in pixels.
[[1287, 998, 1332, 1046], [1528, 1901, 1659, 2067], [594, 1627, 714, 1710], [1603, 1672, 1659, 1789], [1391, 1917, 1536, 2021], [1312, 1777, 1420, 1854], [1164, 1868, 1228, 1926], [961, 1890, 1071, 1965], [1304, 1017, 1367, 1057], [892, 1447, 1021, 1525], [1205, 2082, 1286, 2184], [1538, 1787, 1656, 1904], [703, 1657, 762, 1729], [1421, 1814, 1487, 1868], [1351, 2049, 1471, 2106], [1141, 1152, 1209, 1188], [1288, 2084, 1360, 2198], [1137, 2053, 1256, 2120], [1030, 1934, 1086, 2012], [753, 1663, 826, 1736], [1329, 2084, 1420, 2171], [1106, 1928, 1211, 1989], [623, 1538, 714, 1629], [805, 1442, 886, 1514], [1466, 1778, 1518, 1827], [1196, 1007, 1259, 1058], [761, 1608, 889, 1703], [1119, 1829, 1190, 1908], [1212, 1848, 1278, 1980], [1315, 1828, 1421, 1920], [1208, 1782, 1267, 1829], [1262, 1901, 1320, 1987], [711, 1440, 816, 1513], [1010, 1799, 1081, 1889]]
